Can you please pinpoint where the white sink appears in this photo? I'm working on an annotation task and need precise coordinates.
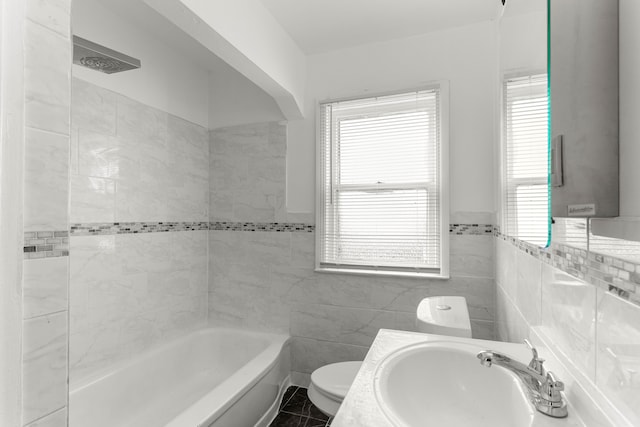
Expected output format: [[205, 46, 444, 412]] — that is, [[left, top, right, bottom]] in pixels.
[[374, 341, 546, 427]]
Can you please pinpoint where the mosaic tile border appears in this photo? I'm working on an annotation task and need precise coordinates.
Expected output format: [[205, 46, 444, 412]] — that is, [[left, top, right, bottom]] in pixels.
[[210, 221, 315, 232], [495, 228, 640, 306], [70, 222, 209, 236], [450, 224, 493, 235], [24, 231, 69, 259], [209, 222, 493, 234]]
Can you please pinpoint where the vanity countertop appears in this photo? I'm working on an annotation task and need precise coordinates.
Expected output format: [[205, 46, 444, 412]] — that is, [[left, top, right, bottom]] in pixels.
[[332, 329, 587, 427]]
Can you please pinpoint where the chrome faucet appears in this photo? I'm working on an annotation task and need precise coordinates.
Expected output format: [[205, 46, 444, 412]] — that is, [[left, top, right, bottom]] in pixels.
[[477, 339, 568, 418]]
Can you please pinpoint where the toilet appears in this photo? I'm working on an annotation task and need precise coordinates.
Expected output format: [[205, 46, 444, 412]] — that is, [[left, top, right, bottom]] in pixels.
[[307, 296, 473, 416]]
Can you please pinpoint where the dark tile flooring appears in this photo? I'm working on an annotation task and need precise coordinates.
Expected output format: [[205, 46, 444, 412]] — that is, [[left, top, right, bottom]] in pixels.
[[269, 386, 333, 427]]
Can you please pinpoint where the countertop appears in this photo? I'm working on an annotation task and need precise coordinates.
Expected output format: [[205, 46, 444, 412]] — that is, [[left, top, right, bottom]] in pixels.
[[332, 329, 588, 427]]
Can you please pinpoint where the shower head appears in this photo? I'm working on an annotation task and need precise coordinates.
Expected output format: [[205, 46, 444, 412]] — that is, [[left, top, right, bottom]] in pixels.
[[72, 36, 141, 74]]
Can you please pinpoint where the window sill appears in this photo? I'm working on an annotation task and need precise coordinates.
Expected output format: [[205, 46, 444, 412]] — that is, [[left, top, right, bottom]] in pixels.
[[314, 267, 449, 280]]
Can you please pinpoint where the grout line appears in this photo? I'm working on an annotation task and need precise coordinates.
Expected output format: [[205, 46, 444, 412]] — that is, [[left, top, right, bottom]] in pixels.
[[280, 386, 298, 409], [23, 309, 67, 322], [23, 405, 66, 426]]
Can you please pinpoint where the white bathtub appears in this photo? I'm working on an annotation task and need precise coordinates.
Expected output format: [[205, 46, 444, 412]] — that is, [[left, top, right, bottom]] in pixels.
[[69, 328, 291, 427]]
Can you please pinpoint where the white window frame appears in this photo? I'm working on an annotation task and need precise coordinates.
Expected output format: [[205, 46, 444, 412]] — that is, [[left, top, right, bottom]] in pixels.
[[315, 83, 450, 279], [500, 71, 550, 246]]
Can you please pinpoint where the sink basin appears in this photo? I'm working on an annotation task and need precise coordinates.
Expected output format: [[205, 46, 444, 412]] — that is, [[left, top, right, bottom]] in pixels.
[[374, 341, 536, 427]]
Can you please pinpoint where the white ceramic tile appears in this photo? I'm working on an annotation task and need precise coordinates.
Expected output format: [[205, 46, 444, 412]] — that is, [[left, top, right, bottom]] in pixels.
[[353, 275, 494, 321], [24, 407, 67, 427], [290, 232, 315, 268], [471, 319, 495, 340], [22, 312, 67, 424], [23, 258, 68, 319], [285, 212, 315, 224], [70, 127, 79, 175], [288, 272, 385, 312], [167, 115, 208, 179], [210, 122, 270, 152], [515, 250, 542, 326], [209, 155, 249, 193], [71, 78, 116, 135], [291, 337, 369, 374], [116, 233, 172, 276], [450, 235, 494, 278], [116, 94, 168, 144], [166, 173, 209, 222], [209, 190, 234, 221], [70, 235, 119, 285], [26, 0, 70, 38], [24, 128, 69, 231], [496, 238, 518, 298], [291, 304, 396, 347], [269, 265, 314, 300], [541, 264, 596, 381], [450, 211, 494, 224], [70, 175, 115, 223], [495, 285, 529, 344], [70, 231, 209, 381], [170, 231, 208, 271], [210, 122, 287, 223], [77, 130, 139, 180], [24, 21, 70, 135], [168, 115, 208, 153], [232, 191, 283, 222], [69, 324, 120, 383], [244, 231, 291, 266], [595, 290, 640, 426], [208, 283, 288, 333], [115, 180, 167, 222]]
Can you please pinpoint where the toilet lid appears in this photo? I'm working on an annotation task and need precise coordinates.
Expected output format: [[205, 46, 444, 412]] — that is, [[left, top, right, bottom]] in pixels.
[[311, 361, 362, 400]]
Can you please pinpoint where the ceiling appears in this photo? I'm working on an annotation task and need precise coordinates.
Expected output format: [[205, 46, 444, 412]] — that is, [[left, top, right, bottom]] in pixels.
[[261, 0, 500, 55]]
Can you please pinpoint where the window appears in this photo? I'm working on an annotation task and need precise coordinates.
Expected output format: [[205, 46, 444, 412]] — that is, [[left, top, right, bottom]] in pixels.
[[502, 73, 549, 246], [316, 86, 449, 277]]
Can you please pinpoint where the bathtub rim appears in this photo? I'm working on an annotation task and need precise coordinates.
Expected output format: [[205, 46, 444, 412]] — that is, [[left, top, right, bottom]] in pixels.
[[164, 328, 290, 427], [69, 326, 289, 394]]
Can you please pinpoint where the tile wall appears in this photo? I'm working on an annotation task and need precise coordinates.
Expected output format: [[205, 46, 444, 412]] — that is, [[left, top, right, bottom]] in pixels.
[[21, 1, 72, 425], [208, 122, 497, 384], [68, 79, 209, 383], [496, 220, 640, 425]]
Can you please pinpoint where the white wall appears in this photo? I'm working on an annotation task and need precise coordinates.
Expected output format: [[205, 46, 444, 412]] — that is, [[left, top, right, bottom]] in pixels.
[[287, 21, 498, 215], [72, 0, 209, 127], [495, 9, 547, 221], [620, 0, 640, 216], [178, 0, 306, 119], [499, 11, 546, 73], [208, 61, 285, 129]]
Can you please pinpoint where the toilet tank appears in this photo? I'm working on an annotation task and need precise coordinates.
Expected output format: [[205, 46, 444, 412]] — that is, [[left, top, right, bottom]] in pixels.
[[416, 296, 472, 338]]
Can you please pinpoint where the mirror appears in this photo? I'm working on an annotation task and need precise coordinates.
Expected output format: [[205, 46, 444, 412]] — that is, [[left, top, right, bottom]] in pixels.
[[497, 0, 550, 247]]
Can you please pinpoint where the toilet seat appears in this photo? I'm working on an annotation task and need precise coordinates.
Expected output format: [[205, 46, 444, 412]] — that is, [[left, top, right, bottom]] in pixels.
[[308, 361, 362, 416]]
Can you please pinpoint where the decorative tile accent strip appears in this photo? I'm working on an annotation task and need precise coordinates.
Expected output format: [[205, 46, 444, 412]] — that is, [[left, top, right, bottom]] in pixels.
[[24, 231, 69, 259], [449, 224, 493, 235], [208, 222, 493, 234], [70, 222, 209, 236], [495, 229, 640, 306], [209, 221, 315, 233]]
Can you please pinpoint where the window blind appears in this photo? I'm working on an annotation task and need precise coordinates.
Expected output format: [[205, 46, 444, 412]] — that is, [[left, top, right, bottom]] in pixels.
[[318, 89, 443, 274], [503, 74, 549, 246]]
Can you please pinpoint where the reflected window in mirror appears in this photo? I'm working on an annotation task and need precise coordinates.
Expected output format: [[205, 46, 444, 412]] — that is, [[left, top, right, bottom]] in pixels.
[[502, 73, 549, 247]]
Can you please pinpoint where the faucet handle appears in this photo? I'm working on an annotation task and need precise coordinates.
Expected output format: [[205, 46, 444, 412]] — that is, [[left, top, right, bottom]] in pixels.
[[542, 371, 565, 402], [524, 339, 545, 374]]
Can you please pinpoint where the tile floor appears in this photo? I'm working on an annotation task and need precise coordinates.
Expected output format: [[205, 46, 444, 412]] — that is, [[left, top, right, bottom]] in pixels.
[[269, 386, 333, 427]]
